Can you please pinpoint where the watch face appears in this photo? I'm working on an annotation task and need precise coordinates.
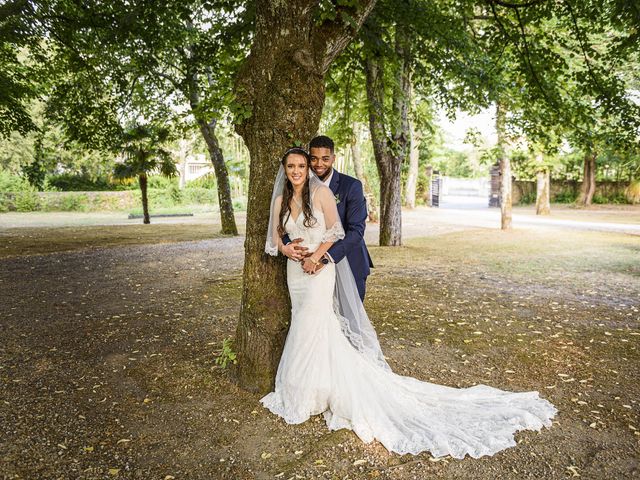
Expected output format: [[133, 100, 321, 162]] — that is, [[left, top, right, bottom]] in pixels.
[[321, 258, 329, 264]]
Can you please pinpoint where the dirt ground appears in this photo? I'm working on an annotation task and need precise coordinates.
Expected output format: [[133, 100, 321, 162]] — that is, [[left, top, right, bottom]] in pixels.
[[1, 215, 639, 479]]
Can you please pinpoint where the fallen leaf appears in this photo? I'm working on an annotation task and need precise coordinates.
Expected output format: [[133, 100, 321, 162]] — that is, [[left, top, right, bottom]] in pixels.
[[566, 466, 580, 477]]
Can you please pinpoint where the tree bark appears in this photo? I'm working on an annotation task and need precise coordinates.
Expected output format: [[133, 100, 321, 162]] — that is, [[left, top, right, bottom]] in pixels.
[[365, 25, 411, 246], [178, 139, 188, 190], [198, 119, 238, 235], [350, 125, 378, 222], [496, 103, 512, 230], [404, 118, 420, 209], [536, 169, 551, 215], [186, 67, 239, 235], [233, 0, 376, 393], [577, 150, 597, 206], [139, 173, 150, 224]]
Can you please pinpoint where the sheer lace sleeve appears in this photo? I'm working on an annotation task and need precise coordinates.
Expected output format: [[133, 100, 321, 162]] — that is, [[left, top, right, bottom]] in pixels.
[[265, 194, 282, 256], [316, 185, 345, 243]]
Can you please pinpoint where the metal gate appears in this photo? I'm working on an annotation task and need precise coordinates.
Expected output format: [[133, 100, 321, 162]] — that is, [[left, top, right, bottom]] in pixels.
[[431, 171, 441, 207]]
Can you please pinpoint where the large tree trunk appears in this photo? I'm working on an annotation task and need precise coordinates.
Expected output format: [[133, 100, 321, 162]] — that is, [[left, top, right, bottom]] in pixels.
[[365, 25, 411, 246], [350, 125, 378, 222], [577, 150, 597, 206], [233, 0, 375, 393], [198, 119, 238, 235], [404, 118, 420, 209], [536, 168, 551, 215], [496, 103, 511, 230], [139, 173, 150, 224]]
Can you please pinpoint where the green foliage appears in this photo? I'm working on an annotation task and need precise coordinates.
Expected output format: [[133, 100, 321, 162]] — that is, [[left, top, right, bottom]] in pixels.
[[21, 134, 47, 189], [625, 180, 640, 205], [147, 175, 179, 189], [114, 124, 178, 185], [232, 196, 247, 211], [518, 191, 536, 205], [59, 193, 89, 212], [592, 193, 628, 205], [46, 174, 115, 191], [553, 190, 577, 204], [0, 2, 38, 138], [0, 170, 32, 192], [14, 190, 40, 212], [215, 337, 237, 369], [188, 173, 218, 189]]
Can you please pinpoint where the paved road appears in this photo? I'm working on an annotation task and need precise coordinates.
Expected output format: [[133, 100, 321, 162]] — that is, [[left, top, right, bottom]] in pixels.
[[386, 196, 640, 238]]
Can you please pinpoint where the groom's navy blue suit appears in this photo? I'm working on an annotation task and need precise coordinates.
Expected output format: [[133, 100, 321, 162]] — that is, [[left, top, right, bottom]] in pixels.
[[284, 170, 373, 301]]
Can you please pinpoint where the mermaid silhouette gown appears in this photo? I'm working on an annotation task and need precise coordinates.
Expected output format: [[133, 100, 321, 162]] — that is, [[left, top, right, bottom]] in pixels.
[[260, 185, 556, 458]]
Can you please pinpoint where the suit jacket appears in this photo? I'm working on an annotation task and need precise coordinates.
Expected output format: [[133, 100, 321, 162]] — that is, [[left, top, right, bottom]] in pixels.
[[283, 170, 373, 280]]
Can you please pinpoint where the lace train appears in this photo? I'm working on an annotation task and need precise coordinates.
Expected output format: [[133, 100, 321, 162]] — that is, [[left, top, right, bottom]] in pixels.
[[261, 263, 556, 458]]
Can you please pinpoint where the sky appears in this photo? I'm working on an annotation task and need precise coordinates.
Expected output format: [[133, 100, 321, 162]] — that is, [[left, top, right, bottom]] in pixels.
[[436, 106, 497, 152]]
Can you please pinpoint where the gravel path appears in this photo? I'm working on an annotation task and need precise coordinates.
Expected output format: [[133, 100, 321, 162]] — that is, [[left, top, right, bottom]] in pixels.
[[1, 221, 639, 479]]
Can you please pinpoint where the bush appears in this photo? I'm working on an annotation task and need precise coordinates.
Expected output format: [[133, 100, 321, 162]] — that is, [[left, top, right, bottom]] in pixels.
[[592, 193, 628, 205], [58, 193, 90, 212], [182, 187, 217, 205], [0, 195, 11, 212], [188, 172, 217, 189], [625, 180, 640, 205], [169, 183, 183, 203], [518, 191, 536, 205], [233, 196, 247, 211], [46, 173, 116, 191], [14, 191, 41, 211], [0, 170, 32, 193], [147, 175, 179, 189], [553, 190, 577, 203]]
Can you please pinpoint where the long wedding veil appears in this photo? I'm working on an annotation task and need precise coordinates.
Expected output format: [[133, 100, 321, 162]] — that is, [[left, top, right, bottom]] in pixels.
[[265, 163, 391, 371]]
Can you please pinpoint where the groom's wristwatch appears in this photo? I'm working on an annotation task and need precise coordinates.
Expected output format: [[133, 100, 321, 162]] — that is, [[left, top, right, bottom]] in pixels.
[[320, 255, 329, 265]]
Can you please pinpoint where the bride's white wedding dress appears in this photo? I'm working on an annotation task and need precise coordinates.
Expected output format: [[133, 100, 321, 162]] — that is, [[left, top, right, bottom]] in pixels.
[[261, 183, 556, 459]]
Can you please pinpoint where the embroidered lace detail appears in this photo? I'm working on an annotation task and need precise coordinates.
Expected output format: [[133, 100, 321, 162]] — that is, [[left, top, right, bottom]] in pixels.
[[265, 243, 278, 256], [321, 221, 345, 243]]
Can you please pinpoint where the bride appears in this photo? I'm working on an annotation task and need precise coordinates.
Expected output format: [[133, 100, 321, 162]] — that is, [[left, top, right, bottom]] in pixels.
[[260, 147, 557, 458]]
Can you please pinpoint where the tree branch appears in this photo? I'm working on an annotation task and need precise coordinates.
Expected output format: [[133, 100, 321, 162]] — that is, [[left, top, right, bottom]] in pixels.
[[487, 0, 546, 8], [312, 0, 377, 74]]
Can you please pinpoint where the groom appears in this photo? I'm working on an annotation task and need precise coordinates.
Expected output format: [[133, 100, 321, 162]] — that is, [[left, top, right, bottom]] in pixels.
[[281, 135, 373, 301]]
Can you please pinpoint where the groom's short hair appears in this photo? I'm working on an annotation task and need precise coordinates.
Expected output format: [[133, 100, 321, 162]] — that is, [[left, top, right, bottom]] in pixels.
[[309, 135, 334, 153]]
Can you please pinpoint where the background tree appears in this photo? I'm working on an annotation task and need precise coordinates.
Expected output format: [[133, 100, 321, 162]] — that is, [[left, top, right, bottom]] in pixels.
[[22, 0, 250, 233], [0, 1, 38, 138], [113, 124, 177, 224]]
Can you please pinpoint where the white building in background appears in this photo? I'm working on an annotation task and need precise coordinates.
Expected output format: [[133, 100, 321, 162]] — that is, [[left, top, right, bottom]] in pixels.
[[174, 150, 214, 189]]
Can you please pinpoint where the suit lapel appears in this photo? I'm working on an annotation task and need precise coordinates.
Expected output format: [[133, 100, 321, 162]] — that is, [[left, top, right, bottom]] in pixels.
[[329, 169, 340, 194]]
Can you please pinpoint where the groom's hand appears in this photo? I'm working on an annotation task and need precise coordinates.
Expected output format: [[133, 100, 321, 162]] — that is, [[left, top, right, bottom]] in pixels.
[[281, 238, 307, 261], [301, 257, 317, 274]]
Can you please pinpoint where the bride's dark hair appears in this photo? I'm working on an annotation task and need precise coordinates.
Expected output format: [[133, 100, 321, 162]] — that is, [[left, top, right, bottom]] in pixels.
[[278, 147, 317, 236]]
